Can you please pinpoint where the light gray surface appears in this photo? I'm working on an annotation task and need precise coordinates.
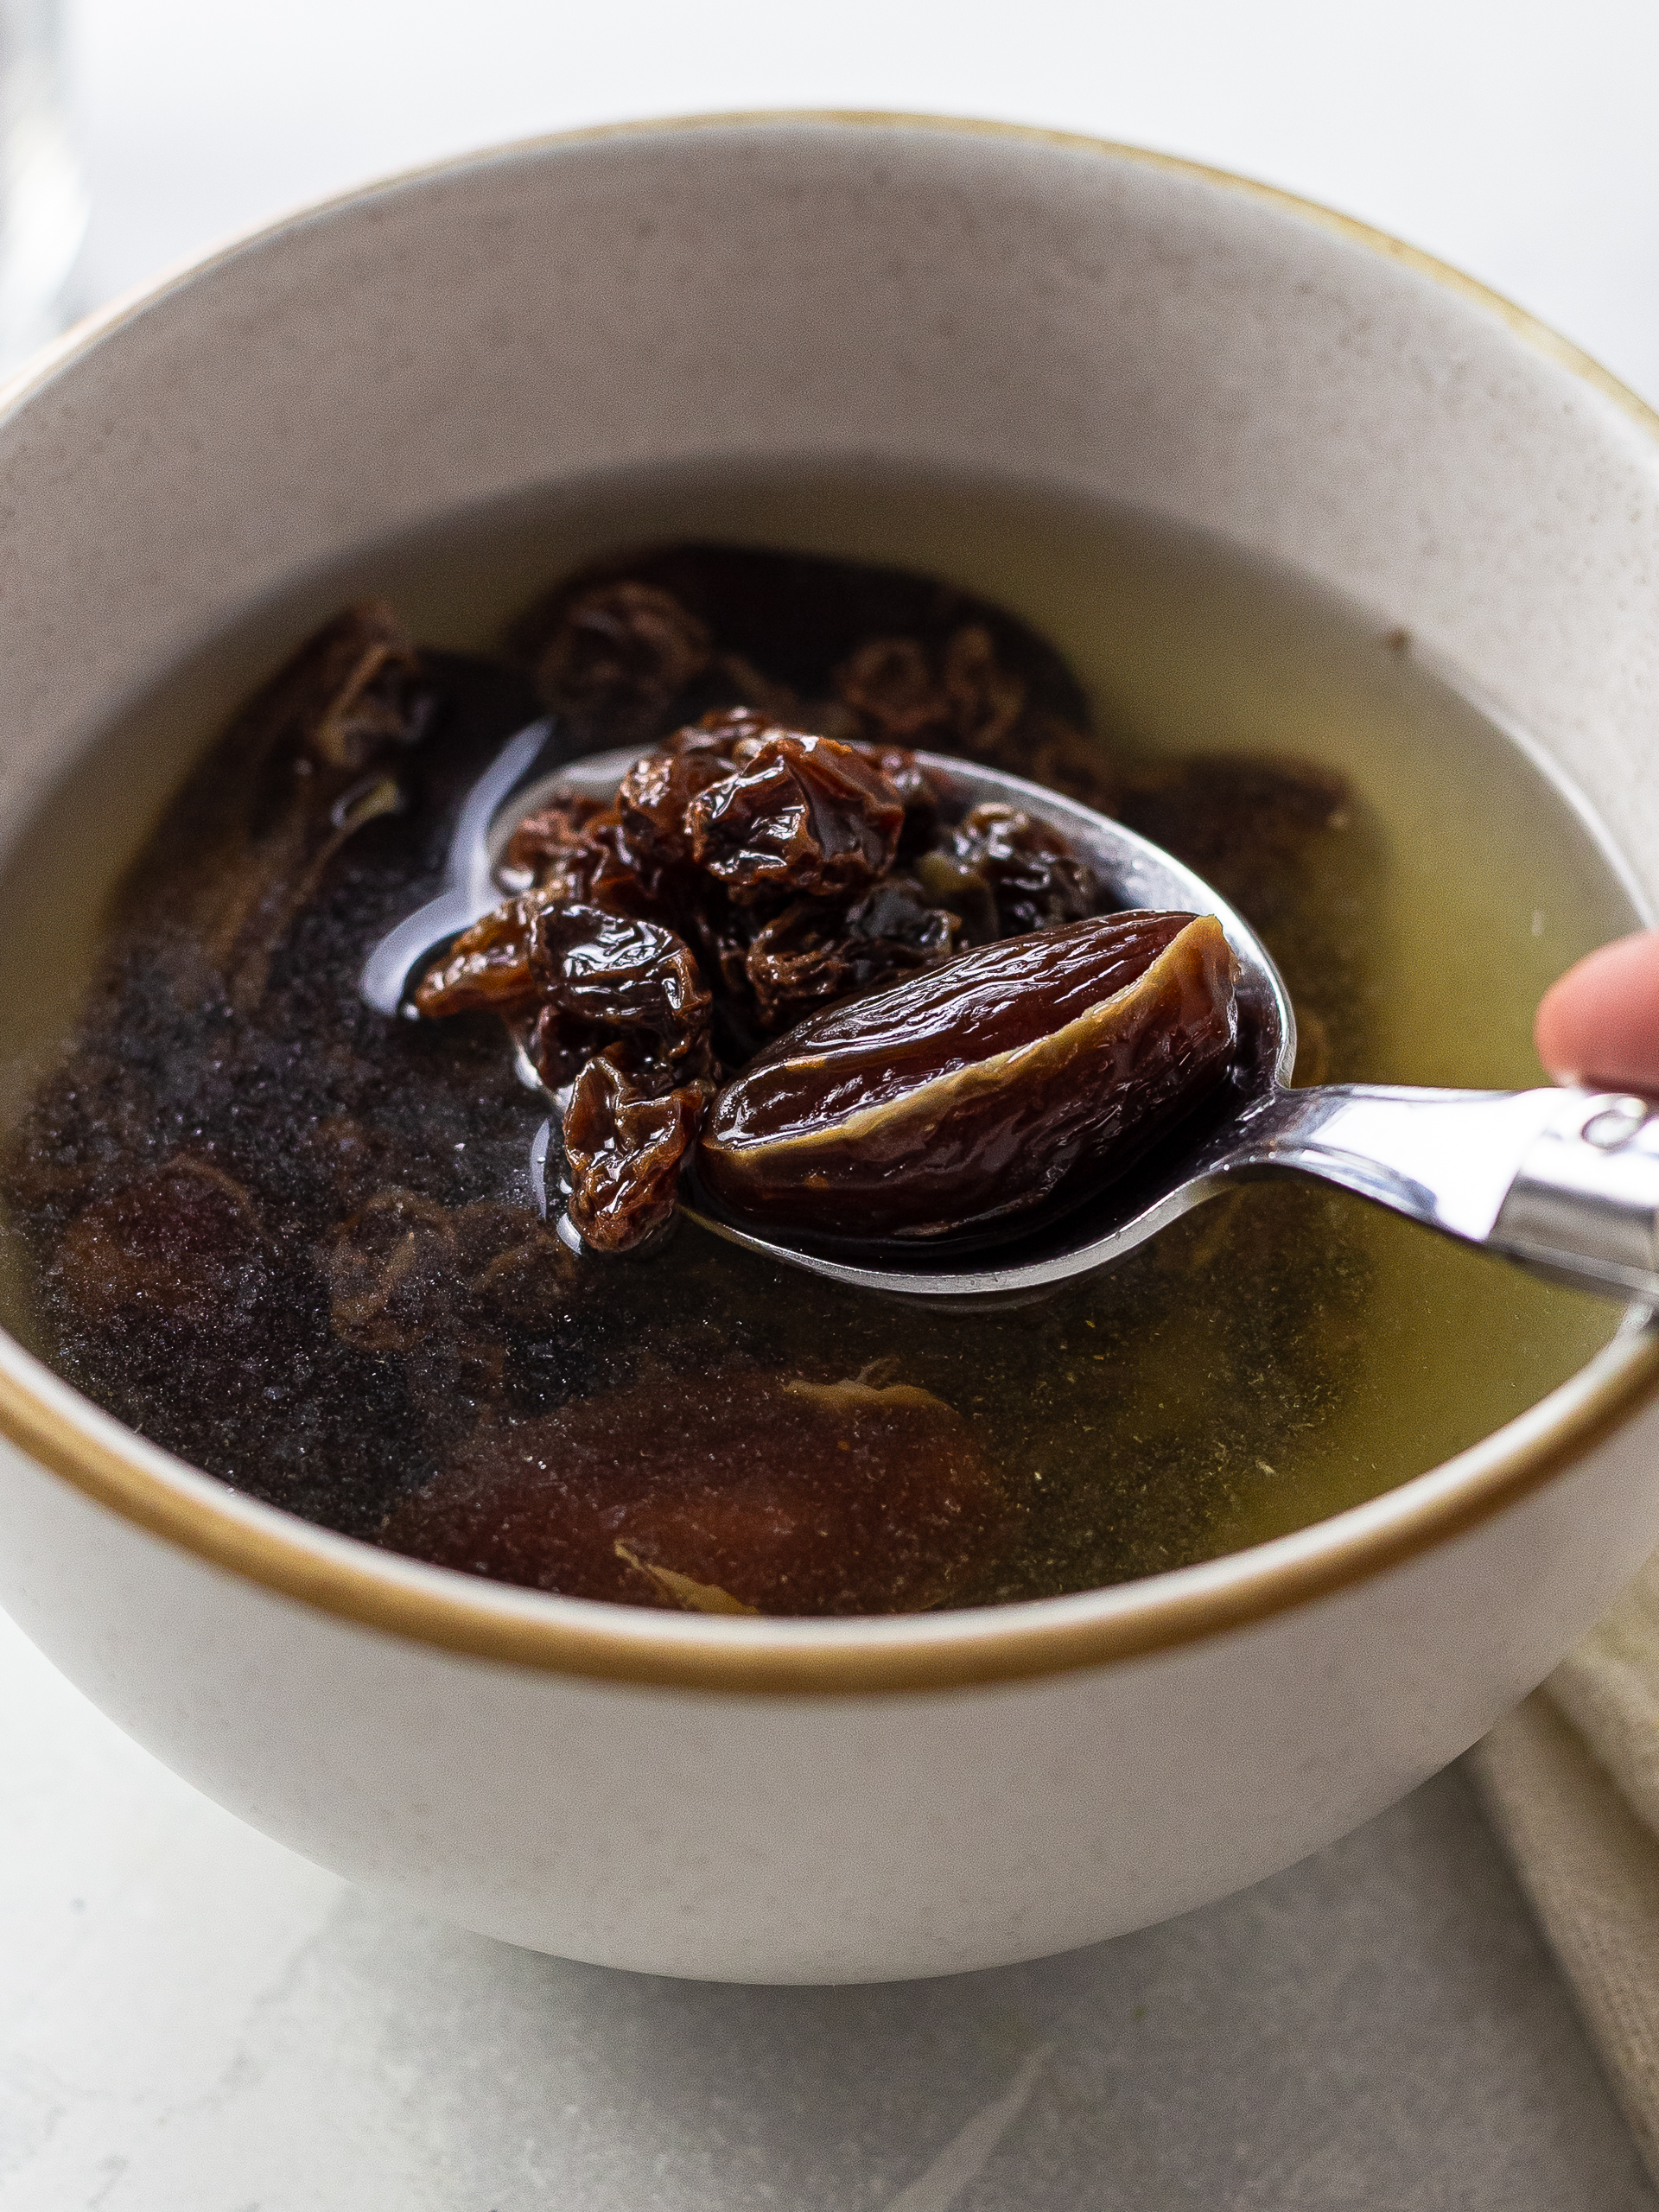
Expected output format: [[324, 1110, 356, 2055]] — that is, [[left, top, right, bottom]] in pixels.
[[0, 1606, 1651, 2210], [6, 7, 1658, 2203], [61, 0, 1659, 412]]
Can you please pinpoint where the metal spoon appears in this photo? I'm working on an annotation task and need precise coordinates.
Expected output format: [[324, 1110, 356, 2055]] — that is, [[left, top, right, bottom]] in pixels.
[[364, 729, 1659, 1309]]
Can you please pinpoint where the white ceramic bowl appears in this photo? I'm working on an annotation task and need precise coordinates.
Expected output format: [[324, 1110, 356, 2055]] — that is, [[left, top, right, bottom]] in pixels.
[[2, 116, 1657, 1985]]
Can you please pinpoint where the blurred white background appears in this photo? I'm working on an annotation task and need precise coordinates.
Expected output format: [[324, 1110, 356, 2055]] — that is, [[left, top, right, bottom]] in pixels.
[[66, 0, 1659, 404]]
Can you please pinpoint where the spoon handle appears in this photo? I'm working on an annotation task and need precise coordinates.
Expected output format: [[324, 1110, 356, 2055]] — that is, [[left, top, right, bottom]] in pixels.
[[1243, 1084, 1659, 1301]]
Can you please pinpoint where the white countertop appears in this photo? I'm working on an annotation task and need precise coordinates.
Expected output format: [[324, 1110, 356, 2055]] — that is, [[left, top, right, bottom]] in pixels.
[[3, 1607, 1651, 2210], [6, 6, 1659, 2203]]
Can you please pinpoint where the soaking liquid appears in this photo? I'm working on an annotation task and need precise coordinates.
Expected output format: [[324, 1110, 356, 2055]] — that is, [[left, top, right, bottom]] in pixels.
[[0, 461, 1636, 1602]]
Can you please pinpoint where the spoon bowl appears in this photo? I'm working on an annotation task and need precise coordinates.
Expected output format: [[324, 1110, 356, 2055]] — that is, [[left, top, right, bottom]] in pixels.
[[680, 753, 1295, 1302], [367, 731, 1659, 1311]]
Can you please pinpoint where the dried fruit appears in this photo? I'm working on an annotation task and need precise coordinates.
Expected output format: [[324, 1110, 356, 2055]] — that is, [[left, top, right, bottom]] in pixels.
[[416, 705, 1099, 1251], [688, 731, 905, 901], [3, 533, 1381, 1625], [288, 600, 431, 774], [698, 911, 1239, 1242], [54, 1159, 264, 1326], [534, 904, 712, 1071], [745, 876, 960, 1030], [834, 624, 1027, 755], [378, 1363, 1009, 1613], [413, 890, 551, 1020], [500, 791, 605, 891], [562, 1051, 712, 1252], [846, 738, 941, 855], [321, 1191, 574, 1354], [137, 601, 434, 1013], [613, 734, 738, 868], [935, 801, 1096, 939], [533, 579, 713, 736]]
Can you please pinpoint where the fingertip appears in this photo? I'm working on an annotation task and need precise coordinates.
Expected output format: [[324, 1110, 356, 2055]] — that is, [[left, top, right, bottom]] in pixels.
[[1535, 931, 1659, 1095]]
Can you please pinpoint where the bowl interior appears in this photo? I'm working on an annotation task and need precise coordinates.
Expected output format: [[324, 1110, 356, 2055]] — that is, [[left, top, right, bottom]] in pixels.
[[0, 115, 1656, 1670]]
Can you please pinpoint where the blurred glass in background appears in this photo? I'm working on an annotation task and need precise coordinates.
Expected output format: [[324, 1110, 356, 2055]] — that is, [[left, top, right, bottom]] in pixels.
[[0, 0, 82, 371]]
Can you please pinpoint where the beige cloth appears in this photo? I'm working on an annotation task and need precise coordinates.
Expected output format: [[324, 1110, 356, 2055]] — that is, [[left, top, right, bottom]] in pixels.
[[1472, 1555, 1659, 2180]]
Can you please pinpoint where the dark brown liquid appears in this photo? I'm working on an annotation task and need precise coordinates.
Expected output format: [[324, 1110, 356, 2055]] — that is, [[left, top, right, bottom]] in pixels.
[[0, 464, 1636, 1607]]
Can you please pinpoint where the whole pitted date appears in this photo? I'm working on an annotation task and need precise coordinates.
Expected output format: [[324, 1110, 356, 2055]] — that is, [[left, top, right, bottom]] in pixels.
[[698, 912, 1239, 1243], [378, 1361, 1009, 1614]]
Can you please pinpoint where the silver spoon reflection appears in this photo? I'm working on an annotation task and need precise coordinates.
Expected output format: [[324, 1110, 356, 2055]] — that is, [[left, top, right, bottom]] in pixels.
[[364, 729, 1659, 1311]]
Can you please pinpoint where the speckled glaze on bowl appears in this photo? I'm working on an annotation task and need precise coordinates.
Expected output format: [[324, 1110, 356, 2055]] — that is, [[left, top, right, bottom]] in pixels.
[[1, 116, 1657, 1984]]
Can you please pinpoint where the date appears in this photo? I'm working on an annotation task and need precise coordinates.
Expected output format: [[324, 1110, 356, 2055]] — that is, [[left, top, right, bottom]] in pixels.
[[697, 910, 1239, 1242], [378, 1362, 1010, 1614]]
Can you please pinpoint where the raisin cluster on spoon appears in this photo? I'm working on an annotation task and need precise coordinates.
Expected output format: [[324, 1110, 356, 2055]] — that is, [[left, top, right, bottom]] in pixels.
[[414, 706, 1095, 1250]]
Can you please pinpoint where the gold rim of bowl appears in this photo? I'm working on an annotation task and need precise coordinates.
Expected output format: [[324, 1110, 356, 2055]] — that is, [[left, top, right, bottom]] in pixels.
[[4, 111, 1656, 1696]]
